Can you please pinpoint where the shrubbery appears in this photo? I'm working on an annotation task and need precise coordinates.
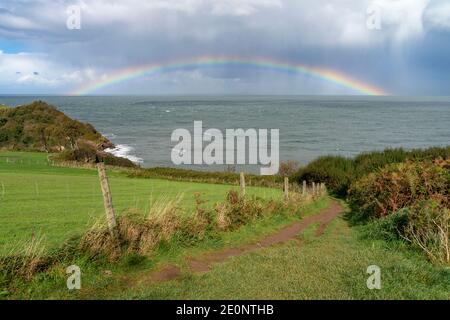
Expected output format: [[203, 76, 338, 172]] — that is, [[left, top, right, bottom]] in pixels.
[[348, 160, 449, 219], [296, 147, 450, 197], [0, 101, 136, 168], [295, 156, 354, 197], [0, 101, 110, 152], [296, 147, 450, 263], [348, 159, 450, 264], [53, 140, 136, 168], [359, 209, 409, 242], [360, 199, 449, 264], [404, 200, 449, 264], [214, 191, 265, 230]]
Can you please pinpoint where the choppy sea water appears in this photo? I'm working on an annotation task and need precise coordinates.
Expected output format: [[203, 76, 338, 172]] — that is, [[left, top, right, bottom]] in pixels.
[[1, 96, 450, 172]]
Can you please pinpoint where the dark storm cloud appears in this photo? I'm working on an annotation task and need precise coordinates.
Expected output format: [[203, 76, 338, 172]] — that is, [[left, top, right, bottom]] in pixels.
[[0, 0, 449, 94]]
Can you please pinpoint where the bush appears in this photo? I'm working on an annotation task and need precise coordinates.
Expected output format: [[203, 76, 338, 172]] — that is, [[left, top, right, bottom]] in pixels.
[[278, 160, 300, 177], [54, 141, 136, 168], [214, 191, 265, 230], [295, 156, 355, 197], [0, 101, 110, 152], [348, 160, 449, 220], [359, 209, 409, 242], [296, 146, 450, 197], [403, 200, 449, 264], [347, 158, 449, 265]]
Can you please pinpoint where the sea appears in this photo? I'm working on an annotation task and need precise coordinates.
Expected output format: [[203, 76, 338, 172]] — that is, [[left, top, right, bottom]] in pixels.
[[1, 95, 449, 172]]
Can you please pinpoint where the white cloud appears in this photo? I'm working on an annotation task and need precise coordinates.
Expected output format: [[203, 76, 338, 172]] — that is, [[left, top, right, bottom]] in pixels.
[[0, 52, 97, 89], [0, 9, 38, 30], [424, 0, 450, 30], [372, 0, 430, 41], [209, 0, 282, 16], [0, 0, 442, 49], [94, 0, 282, 16]]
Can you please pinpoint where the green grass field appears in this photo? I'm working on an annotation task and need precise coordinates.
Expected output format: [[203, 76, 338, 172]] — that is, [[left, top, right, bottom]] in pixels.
[[9, 202, 449, 300], [0, 152, 281, 255], [120, 218, 449, 300], [2, 152, 448, 300]]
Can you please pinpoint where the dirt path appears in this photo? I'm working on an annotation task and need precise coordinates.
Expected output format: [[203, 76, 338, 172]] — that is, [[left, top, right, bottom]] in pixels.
[[142, 200, 343, 284]]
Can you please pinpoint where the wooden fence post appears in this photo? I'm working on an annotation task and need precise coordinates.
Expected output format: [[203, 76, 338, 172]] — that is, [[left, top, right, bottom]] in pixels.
[[302, 180, 307, 196], [284, 177, 289, 201], [240, 172, 246, 196], [97, 163, 119, 240], [312, 182, 316, 196]]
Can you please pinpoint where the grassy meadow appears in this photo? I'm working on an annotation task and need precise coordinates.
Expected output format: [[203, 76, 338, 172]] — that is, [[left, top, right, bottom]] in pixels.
[[8, 200, 450, 300], [123, 218, 450, 300], [0, 152, 281, 255], [1, 148, 449, 300]]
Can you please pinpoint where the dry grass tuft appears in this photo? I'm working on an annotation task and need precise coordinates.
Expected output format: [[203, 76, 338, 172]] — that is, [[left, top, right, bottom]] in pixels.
[[0, 235, 49, 281], [79, 195, 184, 258]]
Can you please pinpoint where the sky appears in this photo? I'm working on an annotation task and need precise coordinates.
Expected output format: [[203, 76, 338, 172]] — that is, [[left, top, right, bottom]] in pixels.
[[0, 0, 449, 96]]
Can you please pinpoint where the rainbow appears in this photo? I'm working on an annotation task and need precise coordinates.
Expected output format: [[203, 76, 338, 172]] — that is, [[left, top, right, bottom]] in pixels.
[[71, 56, 388, 96]]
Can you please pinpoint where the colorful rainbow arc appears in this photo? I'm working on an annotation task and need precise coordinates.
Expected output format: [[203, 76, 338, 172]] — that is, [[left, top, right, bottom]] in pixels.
[[71, 56, 388, 96]]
